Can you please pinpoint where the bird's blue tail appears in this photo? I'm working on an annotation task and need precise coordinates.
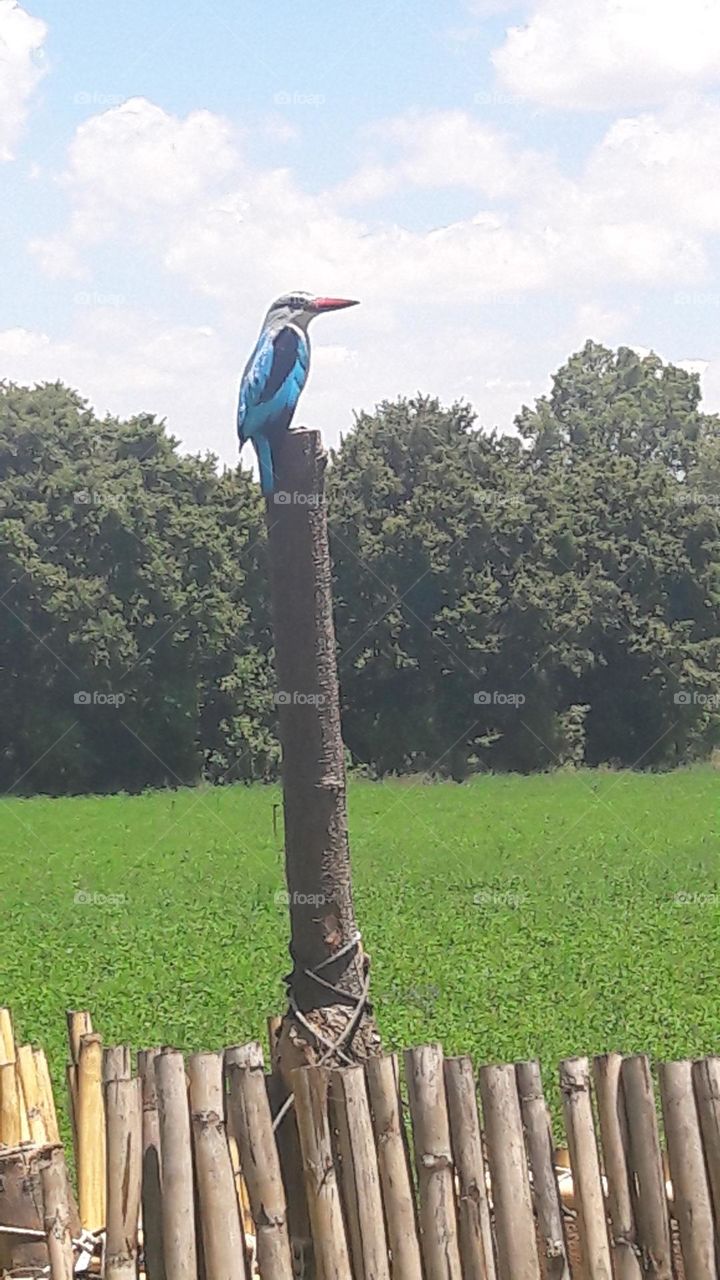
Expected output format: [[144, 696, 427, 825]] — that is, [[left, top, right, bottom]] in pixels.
[[254, 433, 276, 495]]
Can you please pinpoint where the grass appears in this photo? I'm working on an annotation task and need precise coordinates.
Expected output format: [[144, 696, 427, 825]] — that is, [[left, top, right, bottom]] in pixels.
[[1, 768, 719, 1131]]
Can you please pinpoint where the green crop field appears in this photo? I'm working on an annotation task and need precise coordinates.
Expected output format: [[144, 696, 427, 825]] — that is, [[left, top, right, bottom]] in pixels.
[[1, 769, 719, 1121]]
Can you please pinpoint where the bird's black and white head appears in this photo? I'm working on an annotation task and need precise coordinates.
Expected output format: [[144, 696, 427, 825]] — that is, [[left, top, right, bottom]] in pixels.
[[263, 291, 359, 332]]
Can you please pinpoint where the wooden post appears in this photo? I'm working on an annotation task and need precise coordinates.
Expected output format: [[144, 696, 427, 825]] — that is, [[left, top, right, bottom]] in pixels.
[[0, 1144, 54, 1273], [659, 1060, 718, 1279], [17, 1043, 47, 1144], [329, 1064, 391, 1280], [226, 1057, 294, 1280], [156, 1049, 198, 1280], [76, 1031, 105, 1232], [592, 1054, 642, 1280], [105, 1076, 143, 1280], [267, 430, 380, 1071], [692, 1057, 720, 1247], [0, 1053, 21, 1147], [103, 1044, 132, 1083], [365, 1054, 423, 1280], [34, 1047, 61, 1145], [40, 1147, 75, 1280], [479, 1063, 540, 1280], [559, 1057, 612, 1280], [445, 1056, 496, 1280], [188, 1051, 247, 1280], [138, 1048, 167, 1280], [620, 1055, 673, 1279], [404, 1044, 462, 1280], [292, 1065, 353, 1280], [515, 1060, 569, 1280]]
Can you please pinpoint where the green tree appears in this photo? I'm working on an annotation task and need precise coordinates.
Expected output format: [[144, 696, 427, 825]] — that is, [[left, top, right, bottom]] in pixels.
[[0, 381, 274, 794]]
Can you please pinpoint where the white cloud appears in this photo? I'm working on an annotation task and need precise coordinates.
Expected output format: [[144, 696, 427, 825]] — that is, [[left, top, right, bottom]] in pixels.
[[0, 0, 47, 159], [493, 0, 720, 110]]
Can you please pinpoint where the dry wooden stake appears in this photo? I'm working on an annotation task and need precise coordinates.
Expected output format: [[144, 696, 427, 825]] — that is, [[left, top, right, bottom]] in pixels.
[[227, 1056, 294, 1280], [40, 1147, 75, 1280], [365, 1053, 423, 1280], [559, 1057, 612, 1280], [76, 1031, 105, 1231], [404, 1045, 463, 1280], [156, 1050, 198, 1280], [34, 1047, 61, 1145], [515, 1059, 569, 1280], [692, 1056, 720, 1248], [445, 1056, 497, 1280], [479, 1062, 540, 1280], [188, 1051, 248, 1280], [102, 1044, 132, 1084], [659, 1060, 718, 1280], [620, 1055, 673, 1280], [138, 1048, 166, 1280], [292, 1065, 353, 1280], [0, 1054, 21, 1147], [105, 1075, 143, 1280], [0, 1144, 54, 1274], [17, 1042, 48, 1144], [330, 1065, 391, 1280], [592, 1054, 642, 1280]]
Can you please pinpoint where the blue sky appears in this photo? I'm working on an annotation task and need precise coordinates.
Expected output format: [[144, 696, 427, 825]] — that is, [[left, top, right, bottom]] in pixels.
[[2, 0, 720, 463]]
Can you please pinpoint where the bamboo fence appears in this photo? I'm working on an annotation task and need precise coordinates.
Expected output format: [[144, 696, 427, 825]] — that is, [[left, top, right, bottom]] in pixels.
[[0, 1005, 717, 1278]]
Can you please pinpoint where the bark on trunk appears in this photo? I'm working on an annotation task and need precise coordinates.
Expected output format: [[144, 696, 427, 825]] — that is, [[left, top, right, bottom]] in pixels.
[[265, 428, 381, 1073]]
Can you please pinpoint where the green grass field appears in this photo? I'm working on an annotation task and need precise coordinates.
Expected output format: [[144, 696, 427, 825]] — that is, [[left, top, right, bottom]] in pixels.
[[1, 769, 719, 1120]]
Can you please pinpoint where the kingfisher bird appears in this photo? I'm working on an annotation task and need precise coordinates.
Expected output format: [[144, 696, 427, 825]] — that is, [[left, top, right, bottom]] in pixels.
[[237, 291, 359, 495]]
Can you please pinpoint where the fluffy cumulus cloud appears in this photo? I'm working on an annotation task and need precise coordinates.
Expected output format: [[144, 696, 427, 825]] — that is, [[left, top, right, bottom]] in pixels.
[[493, 0, 720, 110], [0, 0, 47, 159]]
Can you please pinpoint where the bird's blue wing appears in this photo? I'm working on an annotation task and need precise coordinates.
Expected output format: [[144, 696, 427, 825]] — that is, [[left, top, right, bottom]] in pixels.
[[238, 327, 308, 440]]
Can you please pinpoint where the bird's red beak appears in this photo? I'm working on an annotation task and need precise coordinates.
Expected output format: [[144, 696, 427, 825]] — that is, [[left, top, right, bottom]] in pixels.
[[311, 296, 360, 312]]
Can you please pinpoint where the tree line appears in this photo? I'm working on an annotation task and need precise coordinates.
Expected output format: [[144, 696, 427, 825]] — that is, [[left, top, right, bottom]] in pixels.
[[0, 340, 718, 794]]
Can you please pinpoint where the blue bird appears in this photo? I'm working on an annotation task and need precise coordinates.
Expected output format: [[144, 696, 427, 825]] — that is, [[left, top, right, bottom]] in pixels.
[[237, 291, 359, 495]]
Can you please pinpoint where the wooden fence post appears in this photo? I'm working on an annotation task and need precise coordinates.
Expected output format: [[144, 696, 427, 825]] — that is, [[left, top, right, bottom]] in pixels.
[[445, 1056, 497, 1280], [76, 1031, 105, 1232], [592, 1054, 642, 1280], [479, 1063, 540, 1280], [405, 1044, 462, 1280], [620, 1055, 673, 1279], [138, 1048, 166, 1280], [156, 1049, 198, 1280], [659, 1060, 718, 1280], [226, 1056, 294, 1280], [105, 1075, 143, 1280], [330, 1064, 391, 1280], [292, 1065, 353, 1280], [559, 1057, 612, 1280], [692, 1056, 720, 1247], [188, 1051, 248, 1280], [366, 1053, 423, 1280], [515, 1059, 569, 1280], [40, 1147, 75, 1280]]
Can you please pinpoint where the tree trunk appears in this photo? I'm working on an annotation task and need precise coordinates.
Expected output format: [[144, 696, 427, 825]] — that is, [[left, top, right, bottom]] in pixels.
[[265, 428, 381, 1075]]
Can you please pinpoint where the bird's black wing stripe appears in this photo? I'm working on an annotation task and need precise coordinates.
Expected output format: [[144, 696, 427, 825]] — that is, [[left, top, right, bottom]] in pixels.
[[260, 327, 301, 402]]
